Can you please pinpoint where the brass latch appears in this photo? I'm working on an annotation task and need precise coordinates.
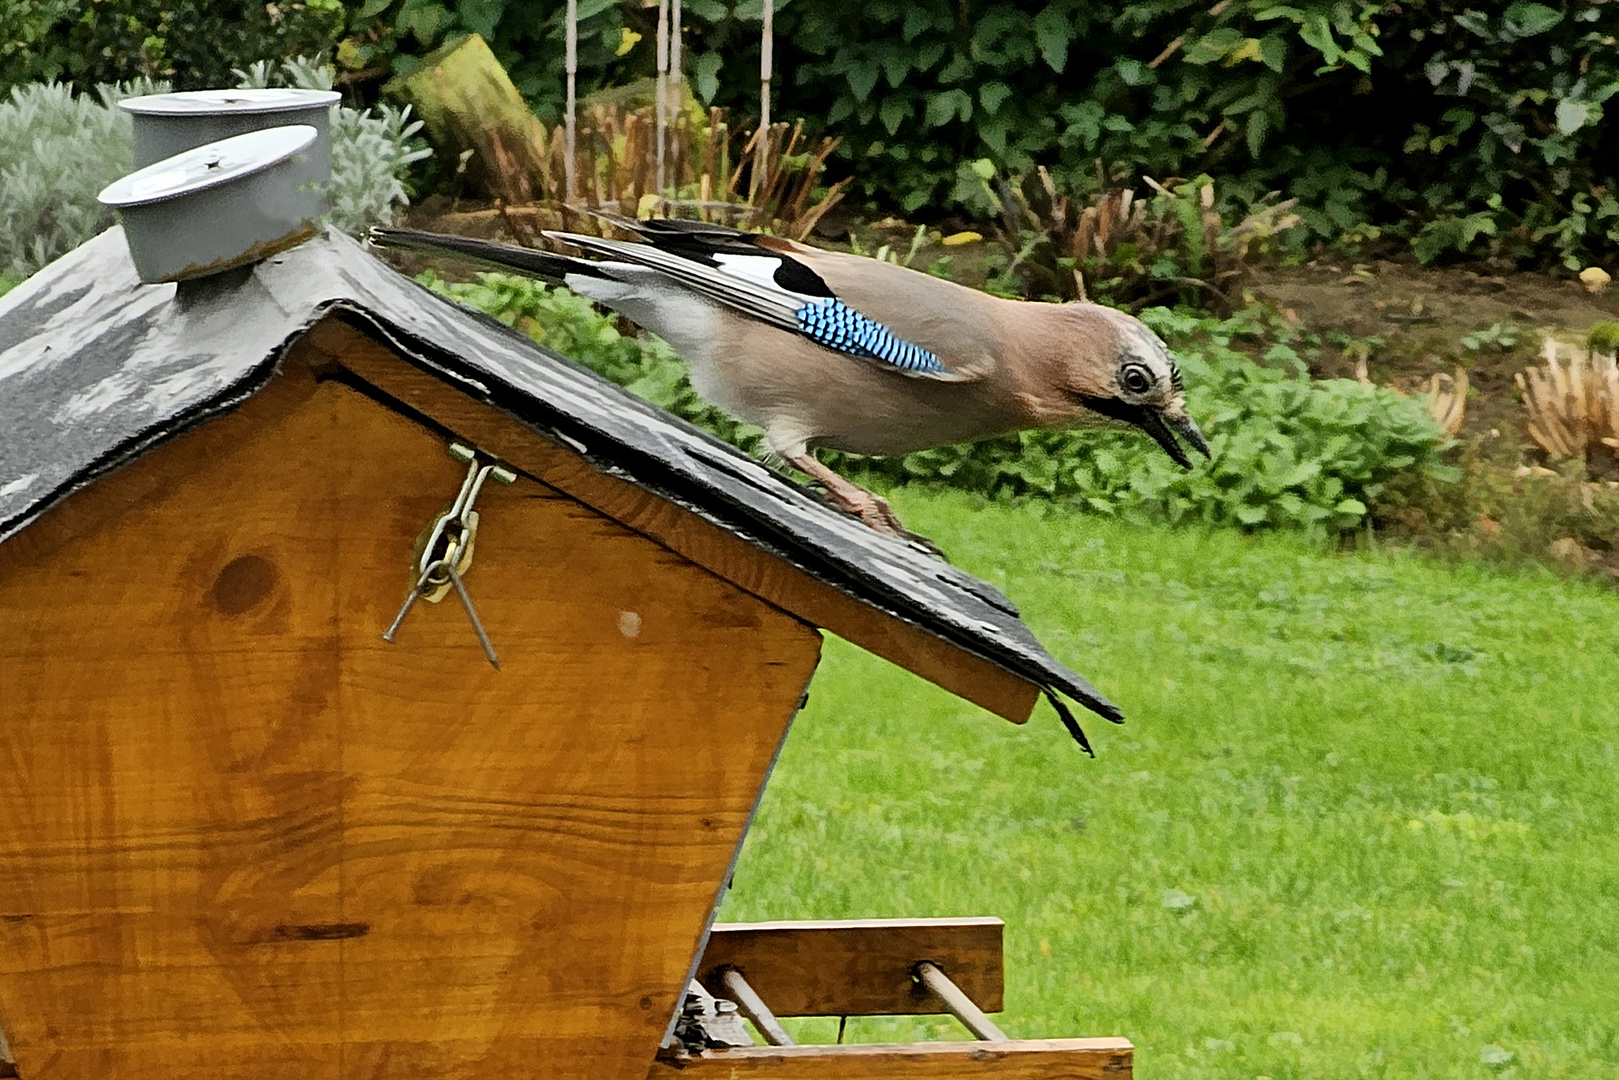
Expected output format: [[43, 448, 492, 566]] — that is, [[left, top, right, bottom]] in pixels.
[[382, 442, 515, 668]]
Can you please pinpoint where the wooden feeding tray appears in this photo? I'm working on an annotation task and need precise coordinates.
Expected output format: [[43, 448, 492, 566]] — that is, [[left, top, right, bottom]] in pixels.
[[0, 228, 1129, 1079], [659, 918, 1132, 1078]]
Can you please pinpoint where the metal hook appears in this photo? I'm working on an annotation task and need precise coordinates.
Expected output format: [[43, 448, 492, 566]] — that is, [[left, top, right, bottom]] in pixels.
[[382, 443, 514, 670]]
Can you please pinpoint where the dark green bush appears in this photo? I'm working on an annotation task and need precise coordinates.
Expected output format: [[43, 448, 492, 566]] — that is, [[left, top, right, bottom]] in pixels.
[[0, 0, 346, 89], [9, 0, 1613, 269], [422, 270, 1455, 533]]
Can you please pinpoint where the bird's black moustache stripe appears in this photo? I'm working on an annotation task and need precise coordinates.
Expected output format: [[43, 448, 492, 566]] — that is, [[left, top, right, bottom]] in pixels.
[[1078, 394, 1145, 425]]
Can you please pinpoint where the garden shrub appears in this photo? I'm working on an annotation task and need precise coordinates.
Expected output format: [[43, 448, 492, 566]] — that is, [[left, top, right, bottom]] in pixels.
[[323, 0, 1615, 269], [422, 270, 1454, 533], [0, 0, 345, 90], [9, 0, 1610, 269], [0, 62, 428, 280], [0, 81, 151, 280], [235, 58, 432, 236]]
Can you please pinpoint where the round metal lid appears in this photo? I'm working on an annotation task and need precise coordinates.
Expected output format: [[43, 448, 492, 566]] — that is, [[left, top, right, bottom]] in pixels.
[[118, 88, 340, 116], [98, 125, 318, 208]]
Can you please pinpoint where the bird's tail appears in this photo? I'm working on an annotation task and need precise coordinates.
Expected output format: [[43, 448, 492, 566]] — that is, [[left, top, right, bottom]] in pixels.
[[368, 227, 606, 285]]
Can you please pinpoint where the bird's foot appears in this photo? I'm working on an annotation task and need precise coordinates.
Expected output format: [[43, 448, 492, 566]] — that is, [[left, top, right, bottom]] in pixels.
[[784, 452, 948, 558], [824, 489, 949, 559], [846, 489, 908, 536]]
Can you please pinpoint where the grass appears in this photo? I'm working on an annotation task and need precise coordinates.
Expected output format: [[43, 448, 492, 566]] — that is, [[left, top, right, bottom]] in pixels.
[[718, 488, 1619, 1080]]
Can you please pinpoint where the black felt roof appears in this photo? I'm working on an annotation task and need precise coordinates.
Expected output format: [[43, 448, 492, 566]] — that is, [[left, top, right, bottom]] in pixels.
[[0, 228, 1120, 725]]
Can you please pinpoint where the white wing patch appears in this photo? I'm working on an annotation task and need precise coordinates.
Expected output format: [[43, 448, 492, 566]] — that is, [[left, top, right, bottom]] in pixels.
[[711, 253, 804, 296]]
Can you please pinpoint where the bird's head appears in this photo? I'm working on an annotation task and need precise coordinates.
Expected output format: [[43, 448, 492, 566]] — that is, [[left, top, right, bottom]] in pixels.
[[1054, 307, 1211, 468]]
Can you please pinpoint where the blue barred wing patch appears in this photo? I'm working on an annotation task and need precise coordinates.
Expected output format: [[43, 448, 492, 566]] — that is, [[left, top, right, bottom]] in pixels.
[[795, 298, 946, 375]]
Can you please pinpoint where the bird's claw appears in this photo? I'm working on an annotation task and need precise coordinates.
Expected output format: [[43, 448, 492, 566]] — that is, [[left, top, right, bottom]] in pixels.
[[824, 489, 949, 560]]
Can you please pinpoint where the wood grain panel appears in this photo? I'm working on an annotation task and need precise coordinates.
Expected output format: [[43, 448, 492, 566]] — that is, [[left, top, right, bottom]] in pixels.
[[697, 919, 1003, 1017], [647, 1038, 1134, 1079], [295, 318, 1042, 725], [0, 362, 822, 1079]]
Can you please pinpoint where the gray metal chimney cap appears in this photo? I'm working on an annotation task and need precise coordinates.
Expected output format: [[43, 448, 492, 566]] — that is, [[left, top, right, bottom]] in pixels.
[[98, 125, 318, 208], [118, 88, 340, 116]]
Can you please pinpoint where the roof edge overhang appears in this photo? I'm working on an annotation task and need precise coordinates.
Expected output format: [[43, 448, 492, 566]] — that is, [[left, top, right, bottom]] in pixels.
[[291, 311, 1048, 725]]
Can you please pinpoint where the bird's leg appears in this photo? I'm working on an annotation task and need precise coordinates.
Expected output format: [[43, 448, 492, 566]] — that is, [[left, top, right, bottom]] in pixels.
[[786, 453, 910, 537]]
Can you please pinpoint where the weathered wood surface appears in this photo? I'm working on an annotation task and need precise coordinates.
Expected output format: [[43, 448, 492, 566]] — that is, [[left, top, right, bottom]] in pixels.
[[303, 318, 1042, 725], [647, 1038, 1134, 1079], [695, 918, 1003, 1018], [0, 363, 822, 1079]]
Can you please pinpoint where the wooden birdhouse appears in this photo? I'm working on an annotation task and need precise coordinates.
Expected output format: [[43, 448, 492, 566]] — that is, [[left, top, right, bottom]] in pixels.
[[0, 229, 1131, 1079]]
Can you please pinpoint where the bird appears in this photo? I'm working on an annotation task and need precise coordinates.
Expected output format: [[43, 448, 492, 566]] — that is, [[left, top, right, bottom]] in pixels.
[[370, 216, 1209, 538]]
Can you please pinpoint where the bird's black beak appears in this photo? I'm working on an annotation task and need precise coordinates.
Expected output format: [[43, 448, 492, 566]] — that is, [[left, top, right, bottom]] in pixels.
[[1138, 409, 1210, 469], [1081, 397, 1211, 468]]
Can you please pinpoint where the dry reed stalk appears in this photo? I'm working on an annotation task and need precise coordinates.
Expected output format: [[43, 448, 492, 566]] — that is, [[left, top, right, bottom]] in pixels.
[[1427, 369, 1468, 436], [1516, 338, 1619, 460]]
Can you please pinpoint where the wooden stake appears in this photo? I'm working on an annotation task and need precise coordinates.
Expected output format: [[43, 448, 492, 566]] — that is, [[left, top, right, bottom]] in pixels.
[[565, 0, 578, 204], [656, 0, 670, 200], [671, 0, 683, 192], [754, 0, 773, 202]]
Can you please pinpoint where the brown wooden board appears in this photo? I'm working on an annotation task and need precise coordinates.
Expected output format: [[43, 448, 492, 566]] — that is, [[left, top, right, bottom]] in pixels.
[[302, 318, 1043, 725], [0, 361, 822, 1079], [647, 1038, 1134, 1079], [696, 918, 1004, 1018]]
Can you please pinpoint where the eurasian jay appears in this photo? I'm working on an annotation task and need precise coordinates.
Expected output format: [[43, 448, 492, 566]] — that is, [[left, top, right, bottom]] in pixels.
[[371, 217, 1209, 537]]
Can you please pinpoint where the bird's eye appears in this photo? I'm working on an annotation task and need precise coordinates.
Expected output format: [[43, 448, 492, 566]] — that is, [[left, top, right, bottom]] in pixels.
[[1121, 363, 1153, 394]]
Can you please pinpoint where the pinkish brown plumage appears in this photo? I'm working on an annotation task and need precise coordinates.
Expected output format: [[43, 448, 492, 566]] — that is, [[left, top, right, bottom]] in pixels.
[[372, 217, 1207, 537]]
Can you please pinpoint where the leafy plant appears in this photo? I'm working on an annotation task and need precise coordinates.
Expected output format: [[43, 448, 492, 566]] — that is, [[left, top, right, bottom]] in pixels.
[[0, 63, 428, 281], [422, 269, 1454, 534], [0, 81, 154, 279], [844, 307, 1455, 532], [0, 0, 345, 90], [965, 163, 1302, 308], [235, 58, 431, 234], [1460, 323, 1522, 353]]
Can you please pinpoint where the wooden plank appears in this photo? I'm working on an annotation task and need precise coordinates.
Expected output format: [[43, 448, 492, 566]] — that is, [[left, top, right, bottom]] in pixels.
[[297, 317, 1042, 725], [647, 1038, 1134, 1079], [697, 918, 1002, 1017], [0, 364, 822, 1079]]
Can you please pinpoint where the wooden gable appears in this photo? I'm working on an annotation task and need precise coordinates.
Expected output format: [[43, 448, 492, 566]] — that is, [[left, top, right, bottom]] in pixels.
[[0, 337, 820, 1078]]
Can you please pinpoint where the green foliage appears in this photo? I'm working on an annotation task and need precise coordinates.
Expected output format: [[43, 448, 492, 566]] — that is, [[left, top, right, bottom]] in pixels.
[[0, 65, 427, 281], [0, 0, 344, 89], [425, 270, 1452, 534], [1460, 323, 1523, 354], [235, 59, 431, 234], [1589, 322, 1619, 355], [0, 81, 149, 279], [727, 492, 1619, 1078], [5, 1, 1614, 268], [352, 0, 1614, 268]]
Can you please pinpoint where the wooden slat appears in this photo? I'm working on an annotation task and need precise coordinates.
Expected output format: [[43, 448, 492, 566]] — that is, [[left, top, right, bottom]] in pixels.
[[647, 1038, 1134, 1079], [0, 365, 822, 1079], [697, 918, 1003, 1017], [296, 317, 1042, 725]]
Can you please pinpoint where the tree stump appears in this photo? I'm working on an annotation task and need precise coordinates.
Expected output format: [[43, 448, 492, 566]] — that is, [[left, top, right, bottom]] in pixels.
[[385, 33, 550, 205]]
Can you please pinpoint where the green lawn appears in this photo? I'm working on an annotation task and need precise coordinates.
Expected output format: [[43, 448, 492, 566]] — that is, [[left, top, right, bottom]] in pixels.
[[717, 488, 1619, 1080]]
